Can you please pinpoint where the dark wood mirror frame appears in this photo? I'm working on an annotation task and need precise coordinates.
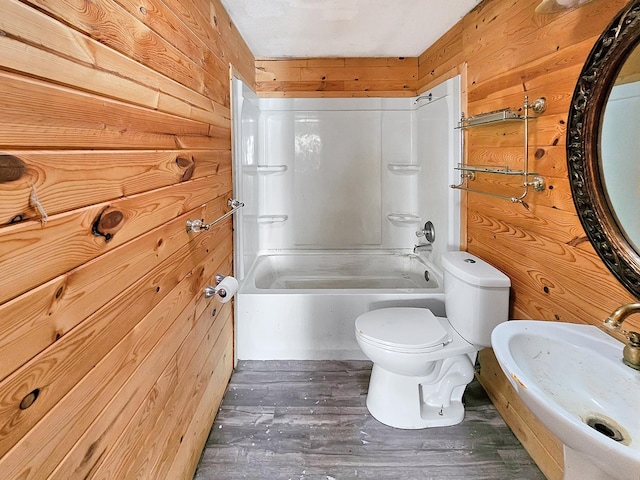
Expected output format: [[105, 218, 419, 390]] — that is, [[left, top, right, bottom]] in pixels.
[[567, 0, 640, 299]]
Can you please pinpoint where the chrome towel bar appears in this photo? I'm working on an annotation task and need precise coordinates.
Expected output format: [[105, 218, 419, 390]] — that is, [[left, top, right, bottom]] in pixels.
[[186, 198, 244, 233]]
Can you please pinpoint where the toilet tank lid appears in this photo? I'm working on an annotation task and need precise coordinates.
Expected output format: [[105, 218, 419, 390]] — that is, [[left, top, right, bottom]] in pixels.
[[441, 251, 511, 288]]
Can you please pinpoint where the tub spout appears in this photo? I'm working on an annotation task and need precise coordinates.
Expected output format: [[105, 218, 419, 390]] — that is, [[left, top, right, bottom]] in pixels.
[[414, 244, 433, 254]]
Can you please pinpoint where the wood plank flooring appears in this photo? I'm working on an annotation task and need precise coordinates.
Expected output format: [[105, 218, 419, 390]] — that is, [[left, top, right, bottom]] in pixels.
[[193, 361, 545, 480]]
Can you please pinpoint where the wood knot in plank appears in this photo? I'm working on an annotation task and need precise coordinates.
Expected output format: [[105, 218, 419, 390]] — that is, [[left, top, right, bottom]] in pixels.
[[81, 441, 99, 466], [92, 207, 125, 242], [176, 155, 195, 181], [0, 154, 26, 183], [567, 235, 589, 247], [20, 388, 40, 410]]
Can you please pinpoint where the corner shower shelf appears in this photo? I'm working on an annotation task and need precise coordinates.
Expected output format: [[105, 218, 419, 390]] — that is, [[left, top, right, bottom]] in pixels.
[[257, 215, 288, 224], [387, 164, 421, 175], [386, 213, 421, 225], [244, 165, 288, 175], [450, 96, 547, 208]]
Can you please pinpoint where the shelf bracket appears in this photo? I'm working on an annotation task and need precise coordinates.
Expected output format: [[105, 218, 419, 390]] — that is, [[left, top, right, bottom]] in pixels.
[[525, 176, 545, 192]]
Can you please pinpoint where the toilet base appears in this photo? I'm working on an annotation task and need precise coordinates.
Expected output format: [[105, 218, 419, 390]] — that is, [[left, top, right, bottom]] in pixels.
[[365, 354, 475, 429]]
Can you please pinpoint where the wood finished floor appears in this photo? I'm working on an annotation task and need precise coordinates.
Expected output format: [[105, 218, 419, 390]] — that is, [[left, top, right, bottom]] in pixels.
[[194, 361, 545, 480]]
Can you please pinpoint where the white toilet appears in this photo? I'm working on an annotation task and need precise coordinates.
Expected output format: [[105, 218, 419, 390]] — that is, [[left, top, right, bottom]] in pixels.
[[355, 251, 510, 429]]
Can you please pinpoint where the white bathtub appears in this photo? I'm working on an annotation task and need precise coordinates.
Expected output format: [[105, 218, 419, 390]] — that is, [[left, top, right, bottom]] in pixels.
[[236, 251, 445, 360]]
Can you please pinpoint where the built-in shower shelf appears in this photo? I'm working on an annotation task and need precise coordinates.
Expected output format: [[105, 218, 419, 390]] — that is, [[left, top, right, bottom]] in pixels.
[[257, 215, 288, 224], [387, 164, 421, 175], [244, 165, 288, 175], [386, 213, 421, 225]]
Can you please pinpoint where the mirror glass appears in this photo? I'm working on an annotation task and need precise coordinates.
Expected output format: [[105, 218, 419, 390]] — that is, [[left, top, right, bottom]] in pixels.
[[600, 43, 640, 253]]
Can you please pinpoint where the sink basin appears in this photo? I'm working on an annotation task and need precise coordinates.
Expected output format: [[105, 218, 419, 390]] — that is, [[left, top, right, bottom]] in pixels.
[[491, 320, 640, 480]]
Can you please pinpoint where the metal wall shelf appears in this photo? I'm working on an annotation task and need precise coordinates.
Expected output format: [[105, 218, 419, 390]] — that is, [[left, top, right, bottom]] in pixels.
[[457, 109, 525, 129], [450, 96, 547, 209], [456, 97, 547, 129], [455, 164, 539, 176]]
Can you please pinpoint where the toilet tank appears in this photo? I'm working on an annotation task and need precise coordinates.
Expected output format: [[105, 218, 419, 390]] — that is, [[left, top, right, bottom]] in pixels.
[[441, 251, 510, 348]]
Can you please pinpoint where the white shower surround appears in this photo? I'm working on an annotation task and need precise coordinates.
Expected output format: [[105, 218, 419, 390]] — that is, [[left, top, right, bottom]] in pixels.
[[232, 76, 462, 360]]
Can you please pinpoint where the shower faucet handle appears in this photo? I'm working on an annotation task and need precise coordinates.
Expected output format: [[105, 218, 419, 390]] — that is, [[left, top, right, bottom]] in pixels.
[[415, 221, 436, 243]]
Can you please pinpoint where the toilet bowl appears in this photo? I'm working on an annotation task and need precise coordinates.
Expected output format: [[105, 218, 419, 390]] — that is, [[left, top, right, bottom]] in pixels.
[[355, 251, 510, 429]]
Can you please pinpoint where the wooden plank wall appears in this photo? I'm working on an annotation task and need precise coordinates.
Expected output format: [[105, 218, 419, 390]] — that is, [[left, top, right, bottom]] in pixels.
[[254, 1, 640, 478], [255, 57, 418, 97], [0, 0, 254, 478]]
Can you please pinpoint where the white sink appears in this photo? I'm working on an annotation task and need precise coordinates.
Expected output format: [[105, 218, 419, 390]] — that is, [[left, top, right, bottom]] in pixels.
[[491, 320, 640, 480]]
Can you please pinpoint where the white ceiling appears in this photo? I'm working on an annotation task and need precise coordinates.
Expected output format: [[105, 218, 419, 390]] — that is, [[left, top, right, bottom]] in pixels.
[[220, 0, 483, 58]]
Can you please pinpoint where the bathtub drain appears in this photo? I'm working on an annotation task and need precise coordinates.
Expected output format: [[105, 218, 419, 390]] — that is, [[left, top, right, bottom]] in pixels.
[[585, 417, 625, 442]]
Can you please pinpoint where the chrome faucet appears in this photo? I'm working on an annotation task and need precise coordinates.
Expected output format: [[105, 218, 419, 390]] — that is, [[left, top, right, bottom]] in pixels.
[[414, 221, 435, 254], [604, 302, 640, 370], [416, 221, 436, 243], [413, 243, 433, 254]]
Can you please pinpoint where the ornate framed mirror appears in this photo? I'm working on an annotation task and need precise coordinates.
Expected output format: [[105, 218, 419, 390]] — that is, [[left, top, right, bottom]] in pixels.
[[567, 0, 640, 298]]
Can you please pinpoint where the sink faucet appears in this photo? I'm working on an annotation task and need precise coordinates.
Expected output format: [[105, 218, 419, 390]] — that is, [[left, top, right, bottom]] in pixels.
[[604, 302, 640, 370]]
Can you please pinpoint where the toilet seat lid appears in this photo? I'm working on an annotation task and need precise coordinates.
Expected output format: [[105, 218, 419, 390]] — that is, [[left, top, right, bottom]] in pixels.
[[355, 308, 450, 352]]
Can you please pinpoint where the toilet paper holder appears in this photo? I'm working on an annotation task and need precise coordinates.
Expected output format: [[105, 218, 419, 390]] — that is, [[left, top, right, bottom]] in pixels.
[[204, 274, 232, 300], [204, 274, 226, 299]]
